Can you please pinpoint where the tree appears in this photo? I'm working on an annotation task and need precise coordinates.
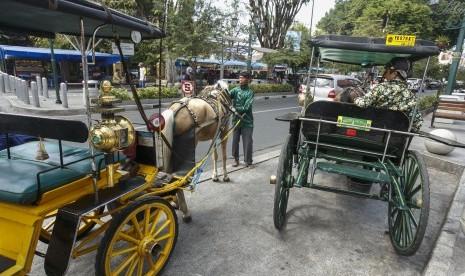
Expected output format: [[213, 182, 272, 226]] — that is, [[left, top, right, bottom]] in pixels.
[[249, 0, 312, 49], [317, 0, 434, 38]]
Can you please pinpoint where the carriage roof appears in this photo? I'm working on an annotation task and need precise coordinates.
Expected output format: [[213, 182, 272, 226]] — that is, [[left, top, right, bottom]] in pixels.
[[0, 0, 165, 40], [310, 35, 440, 66]]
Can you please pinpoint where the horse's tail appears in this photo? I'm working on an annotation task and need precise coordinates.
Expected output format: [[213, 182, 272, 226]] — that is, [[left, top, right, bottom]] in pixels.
[[160, 109, 174, 172]]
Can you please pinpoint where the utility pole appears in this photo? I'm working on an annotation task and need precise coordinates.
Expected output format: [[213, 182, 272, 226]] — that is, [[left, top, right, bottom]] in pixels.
[[445, 17, 465, 95]]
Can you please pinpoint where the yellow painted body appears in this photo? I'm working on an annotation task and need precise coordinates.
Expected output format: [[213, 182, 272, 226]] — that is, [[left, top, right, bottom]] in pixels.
[[0, 163, 169, 275]]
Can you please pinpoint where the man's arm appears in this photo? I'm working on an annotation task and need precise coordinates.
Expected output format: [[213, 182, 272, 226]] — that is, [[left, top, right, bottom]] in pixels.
[[354, 84, 382, 107]]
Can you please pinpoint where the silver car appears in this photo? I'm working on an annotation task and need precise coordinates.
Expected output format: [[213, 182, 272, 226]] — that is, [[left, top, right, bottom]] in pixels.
[[298, 74, 362, 106]]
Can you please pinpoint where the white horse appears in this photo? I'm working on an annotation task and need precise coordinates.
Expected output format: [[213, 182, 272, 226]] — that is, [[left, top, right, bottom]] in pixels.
[[160, 81, 233, 182]]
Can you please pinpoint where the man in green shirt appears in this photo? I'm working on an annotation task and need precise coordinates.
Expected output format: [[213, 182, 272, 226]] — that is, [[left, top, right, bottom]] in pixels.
[[230, 72, 255, 167]]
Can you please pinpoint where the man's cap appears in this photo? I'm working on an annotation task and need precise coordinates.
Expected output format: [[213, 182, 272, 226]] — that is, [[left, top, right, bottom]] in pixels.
[[239, 71, 251, 79], [386, 57, 411, 79]]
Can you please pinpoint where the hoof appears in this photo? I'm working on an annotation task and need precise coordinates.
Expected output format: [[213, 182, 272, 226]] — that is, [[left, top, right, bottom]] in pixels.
[[183, 215, 192, 223], [212, 176, 219, 182], [223, 176, 230, 182]]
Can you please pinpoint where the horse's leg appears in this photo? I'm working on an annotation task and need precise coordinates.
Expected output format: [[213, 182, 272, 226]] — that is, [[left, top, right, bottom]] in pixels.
[[176, 189, 192, 223], [212, 146, 219, 182], [222, 133, 230, 182]]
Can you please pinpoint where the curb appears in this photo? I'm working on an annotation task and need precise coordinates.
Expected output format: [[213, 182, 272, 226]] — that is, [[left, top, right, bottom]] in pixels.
[[2, 93, 297, 116], [423, 154, 465, 275]]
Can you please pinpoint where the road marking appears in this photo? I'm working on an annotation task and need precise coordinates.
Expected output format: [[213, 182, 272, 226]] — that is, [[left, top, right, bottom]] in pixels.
[[253, 107, 299, 114]]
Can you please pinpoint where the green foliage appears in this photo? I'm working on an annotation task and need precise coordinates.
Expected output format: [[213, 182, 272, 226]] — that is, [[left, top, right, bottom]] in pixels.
[[110, 88, 132, 101], [418, 95, 438, 111], [229, 84, 294, 93], [137, 86, 179, 99], [317, 0, 433, 39], [109, 86, 179, 100]]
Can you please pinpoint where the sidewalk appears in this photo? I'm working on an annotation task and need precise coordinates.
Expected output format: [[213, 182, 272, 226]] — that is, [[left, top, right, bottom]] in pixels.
[[418, 114, 465, 276], [0, 88, 297, 116]]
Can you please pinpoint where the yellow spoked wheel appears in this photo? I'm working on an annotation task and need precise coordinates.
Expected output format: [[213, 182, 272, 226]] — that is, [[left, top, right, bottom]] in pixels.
[[40, 207, 105, 243], [95, 196, 178, 276]]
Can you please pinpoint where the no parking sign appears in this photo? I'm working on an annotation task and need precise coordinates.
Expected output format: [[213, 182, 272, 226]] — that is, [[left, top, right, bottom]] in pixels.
[[181, 80, 194, 97]]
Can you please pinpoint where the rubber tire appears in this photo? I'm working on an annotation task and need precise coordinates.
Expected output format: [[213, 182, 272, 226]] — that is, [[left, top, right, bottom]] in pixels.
[[39, 206, 105, 244], [273, 134, 293, 230], [388, 150, 430, 256], [95, 196, 178, 275]]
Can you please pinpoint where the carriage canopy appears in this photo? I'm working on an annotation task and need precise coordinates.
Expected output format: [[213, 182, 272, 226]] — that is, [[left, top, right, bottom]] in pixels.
[[310, 35, 440, 66], [0, 0, 165, 39]]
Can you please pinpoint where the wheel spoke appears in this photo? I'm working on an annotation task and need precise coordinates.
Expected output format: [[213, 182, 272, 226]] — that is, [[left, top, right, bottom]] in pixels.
[[406, 166, 419, 194], [113, 252, 137, 275], [145, 254, 155, 269], [407, 209, 419, 228], [149, 210, 161, 236], [153, 233, 173, 243], [408, 185, 421, 199], [125, 255, 138, 276], [118, 232, 141, 245], [137, 257, 144, 276], [144, 208, 151, 235], [152, 220, 171, 239], [111, 246, 137, 258], [393, 211, 402, 242], [131, 217, 144, 239]]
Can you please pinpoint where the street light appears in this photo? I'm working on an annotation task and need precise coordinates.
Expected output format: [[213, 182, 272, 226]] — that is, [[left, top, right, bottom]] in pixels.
[[220, 17, 239, 79], [247, 16, 265, 73]]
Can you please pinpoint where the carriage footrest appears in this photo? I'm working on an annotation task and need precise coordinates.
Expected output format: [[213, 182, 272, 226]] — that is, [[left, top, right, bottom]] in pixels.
[[44, 176, 146, 276], [316, 162, 390, 183], [0, 254, 15, 273]]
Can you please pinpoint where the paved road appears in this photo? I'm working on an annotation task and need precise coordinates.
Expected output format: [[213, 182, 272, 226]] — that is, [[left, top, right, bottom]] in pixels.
[[31, 153, 460, 276], [57, 97, 301, 168]]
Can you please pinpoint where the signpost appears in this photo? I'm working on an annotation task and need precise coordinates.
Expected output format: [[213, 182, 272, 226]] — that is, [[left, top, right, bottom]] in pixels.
[[181, 80, 194, 97], [111, 42, 135, 56]]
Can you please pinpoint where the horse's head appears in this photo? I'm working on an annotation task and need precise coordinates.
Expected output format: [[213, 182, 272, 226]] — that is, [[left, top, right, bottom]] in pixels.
[[200, 80, 232, 107]]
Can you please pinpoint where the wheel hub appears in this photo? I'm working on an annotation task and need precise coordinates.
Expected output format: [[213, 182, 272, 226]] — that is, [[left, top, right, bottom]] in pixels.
[[138, 238, 160, 257]]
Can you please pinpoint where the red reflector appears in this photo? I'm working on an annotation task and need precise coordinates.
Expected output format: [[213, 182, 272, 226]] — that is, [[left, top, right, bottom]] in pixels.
[[346, 129, 357, 137], [149, 113, 165, 132], [328, 89, 336, 98]]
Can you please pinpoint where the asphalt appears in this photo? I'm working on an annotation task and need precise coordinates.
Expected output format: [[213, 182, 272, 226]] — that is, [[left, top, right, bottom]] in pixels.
[[2, 88, 465, 275]]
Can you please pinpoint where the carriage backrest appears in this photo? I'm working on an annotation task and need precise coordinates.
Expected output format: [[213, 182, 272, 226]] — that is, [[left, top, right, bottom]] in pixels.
[[302, 101, 411, 159], [0, 113, 88, 143]]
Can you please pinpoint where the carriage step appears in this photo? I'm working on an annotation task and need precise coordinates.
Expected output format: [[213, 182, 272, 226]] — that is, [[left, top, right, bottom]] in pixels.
[[0, 254, 15, 273], [316, 162, 390, 183], [44, 176, 146, 276]]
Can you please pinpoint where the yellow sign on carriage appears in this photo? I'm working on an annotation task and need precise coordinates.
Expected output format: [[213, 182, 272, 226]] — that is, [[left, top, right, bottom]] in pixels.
[[386, 34, 416, 47]]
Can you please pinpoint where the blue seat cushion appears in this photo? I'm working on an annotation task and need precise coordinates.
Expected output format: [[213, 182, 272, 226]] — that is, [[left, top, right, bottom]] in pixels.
[[0, 141, 125, 204], [0, 158, 88, 204]]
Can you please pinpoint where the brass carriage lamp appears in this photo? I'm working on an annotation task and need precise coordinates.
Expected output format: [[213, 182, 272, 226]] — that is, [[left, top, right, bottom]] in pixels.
[[89, 80, 135, 187]]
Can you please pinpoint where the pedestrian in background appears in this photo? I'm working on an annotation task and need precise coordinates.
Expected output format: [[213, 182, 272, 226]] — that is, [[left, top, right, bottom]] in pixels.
[[138, 62, 146, 88], [230, 71, 255, 168]]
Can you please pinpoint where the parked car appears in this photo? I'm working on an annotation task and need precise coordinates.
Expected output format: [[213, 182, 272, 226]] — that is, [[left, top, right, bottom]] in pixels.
[[407, 78, 424, 93], [298, 74, 362, 106]]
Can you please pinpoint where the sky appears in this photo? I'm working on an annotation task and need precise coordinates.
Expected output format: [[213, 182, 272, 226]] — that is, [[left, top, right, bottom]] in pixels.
[[294, 0, 336, 33]]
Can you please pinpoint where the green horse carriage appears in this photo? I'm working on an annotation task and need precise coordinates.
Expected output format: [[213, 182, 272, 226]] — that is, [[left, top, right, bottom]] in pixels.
[[272, 35, 464, 256]]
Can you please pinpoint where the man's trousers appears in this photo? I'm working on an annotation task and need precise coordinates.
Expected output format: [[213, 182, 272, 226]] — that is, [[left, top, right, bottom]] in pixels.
[[232, 127, 253, 165]]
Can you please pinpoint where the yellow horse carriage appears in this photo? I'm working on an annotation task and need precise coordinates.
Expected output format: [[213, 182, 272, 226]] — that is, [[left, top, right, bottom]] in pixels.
[[0, 0, 194, 275]]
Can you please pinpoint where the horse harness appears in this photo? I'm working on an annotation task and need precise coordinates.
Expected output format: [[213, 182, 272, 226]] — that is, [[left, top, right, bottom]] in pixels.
[[170, 89, 232, 130]]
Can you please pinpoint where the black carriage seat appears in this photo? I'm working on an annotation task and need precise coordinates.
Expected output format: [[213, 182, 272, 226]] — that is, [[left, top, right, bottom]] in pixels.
[[0, 113, 122, 205], [302, 101, 411, 160]]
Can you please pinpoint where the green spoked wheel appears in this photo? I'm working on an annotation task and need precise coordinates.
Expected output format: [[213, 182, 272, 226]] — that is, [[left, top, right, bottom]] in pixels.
[[273, 134, 294, 230], [388, 150, 430, 256], [96, 197, 178, 276]]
